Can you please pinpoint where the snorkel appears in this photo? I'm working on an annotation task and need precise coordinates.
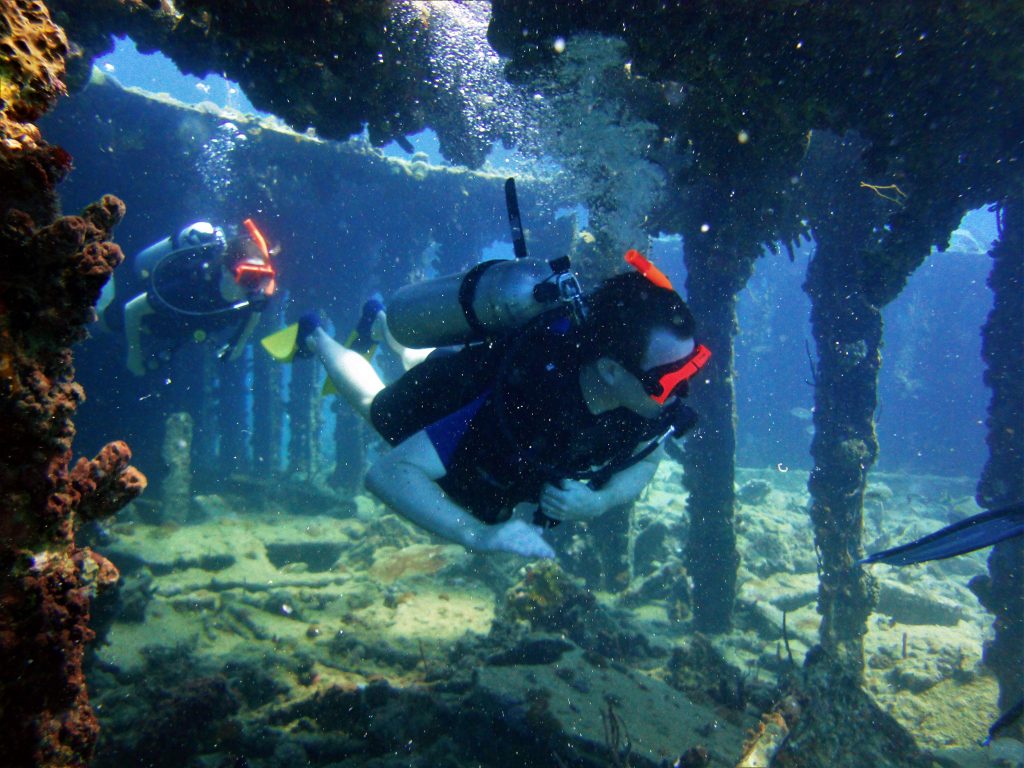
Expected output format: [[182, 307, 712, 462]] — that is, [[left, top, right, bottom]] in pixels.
[[625, 249, 674, 290]]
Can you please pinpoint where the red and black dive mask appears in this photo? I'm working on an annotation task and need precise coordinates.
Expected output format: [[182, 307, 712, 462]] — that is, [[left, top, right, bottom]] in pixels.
[[621, 249, 711, 403], [636, 343, 712, 404], [233, 218, 277, 297]]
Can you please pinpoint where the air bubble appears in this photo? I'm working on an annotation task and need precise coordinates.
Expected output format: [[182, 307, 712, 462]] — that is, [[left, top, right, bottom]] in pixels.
[[197, 121, 246, 200]]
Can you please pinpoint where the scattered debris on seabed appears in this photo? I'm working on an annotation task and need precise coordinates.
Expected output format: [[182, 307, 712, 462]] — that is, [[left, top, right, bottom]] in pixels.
[[83, 464, 1015, 767]]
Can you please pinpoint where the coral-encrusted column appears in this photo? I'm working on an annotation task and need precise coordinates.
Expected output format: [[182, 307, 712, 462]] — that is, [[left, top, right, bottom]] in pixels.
[[161, 412, 194, 523], [800, 138, 968, 679], [0, 4, 145, 765], [0, 200, 147, 766], [970, 195, 1024, 715], [332, 404, 368, 496], [287, 359, 318, 476], [804, 236, 881, 677], [799, 139, 886, 678], [681, 218, 758, 633]]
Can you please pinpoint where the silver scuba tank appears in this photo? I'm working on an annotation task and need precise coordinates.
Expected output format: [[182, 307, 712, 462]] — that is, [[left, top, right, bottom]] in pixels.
[[387, 257, 582, 348]]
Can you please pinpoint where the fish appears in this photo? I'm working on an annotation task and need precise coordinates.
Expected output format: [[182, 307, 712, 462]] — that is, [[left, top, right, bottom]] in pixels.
[[790, 406, 813, 421], [861, 502, 1024, 567]]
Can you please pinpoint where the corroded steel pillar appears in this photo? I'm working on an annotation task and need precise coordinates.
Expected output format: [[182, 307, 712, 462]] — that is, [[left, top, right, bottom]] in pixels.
[[682, 224, 757, 633], [332, 403, 368, 497], [287, 360, 319, 476], [217, 354, 250, 476], [971, 195, 1024, 714], [252, 322, 284, 475], [804, 241, 881, 676]]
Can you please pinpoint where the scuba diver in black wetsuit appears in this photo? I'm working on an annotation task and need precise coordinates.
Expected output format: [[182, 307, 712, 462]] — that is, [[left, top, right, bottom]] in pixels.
[[100, 219, 278, 376], [264, 222, 709, 558], [262, 180, 709, 558]]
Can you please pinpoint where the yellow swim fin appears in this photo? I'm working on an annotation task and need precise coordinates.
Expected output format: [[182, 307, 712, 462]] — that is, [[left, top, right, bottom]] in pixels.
[[261, 327, 337, 392], [260, 323, 300, 362]]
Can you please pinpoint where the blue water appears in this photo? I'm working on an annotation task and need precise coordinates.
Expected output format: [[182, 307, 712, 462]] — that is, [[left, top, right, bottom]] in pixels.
[[96, 37, 261, 115], [41, 18, 1017, 768], [90, 35, 997, 480]]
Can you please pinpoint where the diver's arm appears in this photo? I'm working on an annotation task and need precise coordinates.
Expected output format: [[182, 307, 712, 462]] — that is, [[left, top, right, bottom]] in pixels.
[[366, 430, 555, 559], [596, 444, 663, 507], [540, 445, 663, 522], [226, 310, 262, 361], [123, 293, 156, 376]]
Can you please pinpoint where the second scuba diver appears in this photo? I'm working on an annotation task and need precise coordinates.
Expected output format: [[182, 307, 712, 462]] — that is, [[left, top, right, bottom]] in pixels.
[[100, 219, 278, 376], [265, 251, 709, 559]]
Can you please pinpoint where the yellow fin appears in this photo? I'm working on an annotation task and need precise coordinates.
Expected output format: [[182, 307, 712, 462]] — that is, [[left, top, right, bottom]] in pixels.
[[260, 323, 300, 362]]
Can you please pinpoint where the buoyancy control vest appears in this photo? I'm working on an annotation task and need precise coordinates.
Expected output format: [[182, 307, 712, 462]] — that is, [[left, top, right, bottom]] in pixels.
[[381, 180, 697, 508]]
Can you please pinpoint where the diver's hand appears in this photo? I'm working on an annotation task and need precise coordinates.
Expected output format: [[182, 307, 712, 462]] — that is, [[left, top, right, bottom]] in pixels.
[[478, 519, 555, 559], [540, 479, 605, 522]]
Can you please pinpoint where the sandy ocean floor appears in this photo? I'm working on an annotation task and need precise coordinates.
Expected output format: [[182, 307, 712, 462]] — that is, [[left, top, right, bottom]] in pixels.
[[83, 462, 1022, 767]]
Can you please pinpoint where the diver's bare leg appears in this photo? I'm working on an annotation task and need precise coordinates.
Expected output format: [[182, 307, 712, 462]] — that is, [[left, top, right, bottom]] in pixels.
[[307, 328, 383, 420], [374, 312, 434, 371]]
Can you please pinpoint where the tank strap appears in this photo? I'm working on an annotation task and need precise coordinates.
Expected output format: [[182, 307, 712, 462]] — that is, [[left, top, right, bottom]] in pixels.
[[458, 260, 502, 337]]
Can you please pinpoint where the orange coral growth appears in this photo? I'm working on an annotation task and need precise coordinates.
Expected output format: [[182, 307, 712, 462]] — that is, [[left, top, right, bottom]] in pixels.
[[737, 710, 790, 768], [0, 0, 68, 122], [78, 547, 121, 591], [72, 441, 147, 523], [0, 3, 143, 764], [0, 1, 71, 224], [369, 544, 449, 582]]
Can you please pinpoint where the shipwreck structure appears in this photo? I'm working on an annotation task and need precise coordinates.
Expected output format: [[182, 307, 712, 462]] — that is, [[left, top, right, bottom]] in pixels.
[[43, 71, 576, 499], [486, 0, 1024, 714], [1, 1, 1021, 766]]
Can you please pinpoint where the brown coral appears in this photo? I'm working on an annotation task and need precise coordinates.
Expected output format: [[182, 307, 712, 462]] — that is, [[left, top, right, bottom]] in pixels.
[[72, 441, 147, 523], [0, 200, 146, 767], [0, 15, 145, 756]]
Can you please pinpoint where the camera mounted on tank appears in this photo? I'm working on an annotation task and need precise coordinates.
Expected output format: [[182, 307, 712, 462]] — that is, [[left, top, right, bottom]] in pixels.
[[533, 255, 587, 324]]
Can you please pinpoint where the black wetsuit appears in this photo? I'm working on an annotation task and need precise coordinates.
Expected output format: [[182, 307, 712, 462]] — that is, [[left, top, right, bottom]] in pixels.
[[370, 314, 662, 523]]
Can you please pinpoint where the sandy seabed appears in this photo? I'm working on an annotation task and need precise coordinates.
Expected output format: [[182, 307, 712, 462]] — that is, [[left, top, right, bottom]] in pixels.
[[84, 462, 1020, 767]]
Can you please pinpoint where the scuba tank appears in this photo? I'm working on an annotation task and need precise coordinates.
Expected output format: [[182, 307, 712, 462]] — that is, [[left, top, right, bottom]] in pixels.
[[386, 256, 584, 347], [386, 179, 586, 348]]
